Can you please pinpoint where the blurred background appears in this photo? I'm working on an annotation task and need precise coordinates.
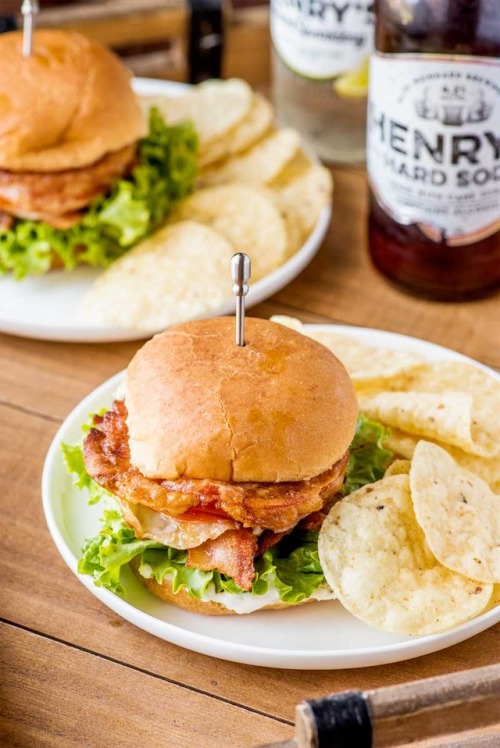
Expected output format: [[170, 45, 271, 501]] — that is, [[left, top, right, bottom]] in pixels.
[[0, 0, 269, 85]]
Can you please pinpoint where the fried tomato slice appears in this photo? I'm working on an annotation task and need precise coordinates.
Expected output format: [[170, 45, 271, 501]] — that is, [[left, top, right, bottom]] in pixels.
[[84, 401, 199, 516], [0, 143, 136, 227], [84, 400, 348, 531]]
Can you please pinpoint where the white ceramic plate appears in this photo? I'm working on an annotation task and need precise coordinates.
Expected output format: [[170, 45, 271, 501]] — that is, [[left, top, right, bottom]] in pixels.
[[42, 325, 500, 669], [0, 78, 331, 343]]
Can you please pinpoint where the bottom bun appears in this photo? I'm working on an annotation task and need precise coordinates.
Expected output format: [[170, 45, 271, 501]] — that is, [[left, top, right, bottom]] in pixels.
[[130, 559, 315, 616]]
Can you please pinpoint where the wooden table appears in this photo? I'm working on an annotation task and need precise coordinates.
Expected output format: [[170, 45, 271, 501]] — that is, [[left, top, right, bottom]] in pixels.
[[1, 167, 498, 747]]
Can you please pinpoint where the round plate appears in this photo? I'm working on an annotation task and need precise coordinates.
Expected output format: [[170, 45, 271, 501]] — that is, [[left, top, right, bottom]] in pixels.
[[42, 325, 500, 669], [0, 78, 331, 343]]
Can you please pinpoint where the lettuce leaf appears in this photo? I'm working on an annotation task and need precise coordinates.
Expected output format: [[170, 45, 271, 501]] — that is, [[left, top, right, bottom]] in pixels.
[[139, 548, 216, 599], [62, 442, 112, 505], [260, 531, 324, 603], [62, 411, 113, 504], [77, 504, 326, 602], [78, 508, 162, 595], [342, 413, 393, 496], [0, 108, 198, 279]]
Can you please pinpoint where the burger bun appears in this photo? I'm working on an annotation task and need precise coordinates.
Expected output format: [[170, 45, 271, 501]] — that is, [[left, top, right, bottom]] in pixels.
[[0, 30, 146, 172], [125, 317, 358, 483]]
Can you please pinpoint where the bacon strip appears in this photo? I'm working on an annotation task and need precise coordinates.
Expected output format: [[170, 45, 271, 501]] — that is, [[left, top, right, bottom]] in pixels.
[[299, 510, 329, 531], [258, 530, 290, 555], [257, 509, 332, 555], [186, 529, 257, 591]]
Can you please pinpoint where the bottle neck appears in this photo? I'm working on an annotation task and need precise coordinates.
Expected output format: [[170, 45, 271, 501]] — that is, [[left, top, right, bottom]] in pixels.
[[375, 0, 499, 57], [445, 0, 481, 47]]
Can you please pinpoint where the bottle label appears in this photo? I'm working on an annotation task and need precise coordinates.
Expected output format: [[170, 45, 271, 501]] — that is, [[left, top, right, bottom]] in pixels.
[[368, 54, 500, 246], [270, 0, 373, 80]]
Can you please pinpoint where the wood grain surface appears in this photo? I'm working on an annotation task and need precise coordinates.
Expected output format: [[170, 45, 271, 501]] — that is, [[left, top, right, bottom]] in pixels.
[[0, 168, 498, 748], [0, 623, 292, 747]]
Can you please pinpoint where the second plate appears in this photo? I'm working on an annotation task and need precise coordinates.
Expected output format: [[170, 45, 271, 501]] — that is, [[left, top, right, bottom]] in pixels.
[[0, 78, 331, 343]]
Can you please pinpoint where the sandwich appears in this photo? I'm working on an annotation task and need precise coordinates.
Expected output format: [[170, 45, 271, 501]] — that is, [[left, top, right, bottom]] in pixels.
[[0, 30, 197, 278], [64, 317, 392, 614]]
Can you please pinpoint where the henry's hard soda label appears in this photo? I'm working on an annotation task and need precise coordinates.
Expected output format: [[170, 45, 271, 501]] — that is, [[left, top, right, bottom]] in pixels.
[[368, 54, 500, 246]]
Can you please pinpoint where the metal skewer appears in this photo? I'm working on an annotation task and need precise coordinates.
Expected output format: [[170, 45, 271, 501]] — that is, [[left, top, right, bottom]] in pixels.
[[231, 252, 251, 347], [21, 0, 39, 58]]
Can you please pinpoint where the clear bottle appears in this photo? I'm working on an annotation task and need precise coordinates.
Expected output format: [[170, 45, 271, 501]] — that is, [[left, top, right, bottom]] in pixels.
[[270, 0, 374, 164], [367, 0, 500, 300]]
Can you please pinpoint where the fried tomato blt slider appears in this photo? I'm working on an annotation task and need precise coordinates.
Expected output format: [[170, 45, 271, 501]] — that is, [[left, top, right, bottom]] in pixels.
[[0, 30, 198, 278], [83, 318, 358, 614]]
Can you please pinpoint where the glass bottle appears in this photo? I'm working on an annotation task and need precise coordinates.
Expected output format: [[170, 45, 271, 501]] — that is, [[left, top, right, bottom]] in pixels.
[[367, 0, 500, 301], [271, 0, 374, 164]]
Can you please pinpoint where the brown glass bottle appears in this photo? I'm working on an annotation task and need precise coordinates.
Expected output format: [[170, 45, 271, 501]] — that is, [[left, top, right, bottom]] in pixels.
[[367, 0, 500, 301]]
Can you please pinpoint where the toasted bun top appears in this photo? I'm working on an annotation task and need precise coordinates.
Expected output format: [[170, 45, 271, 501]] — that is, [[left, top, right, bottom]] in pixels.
[[0, 30, 146, 172], [125, 317, 358, 483]]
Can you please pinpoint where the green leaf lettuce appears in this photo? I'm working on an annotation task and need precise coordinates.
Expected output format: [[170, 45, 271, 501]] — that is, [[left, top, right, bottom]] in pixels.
[[77, 504, 325, 603], [342, 413, 393, 496], [62, 442, 112, 506]]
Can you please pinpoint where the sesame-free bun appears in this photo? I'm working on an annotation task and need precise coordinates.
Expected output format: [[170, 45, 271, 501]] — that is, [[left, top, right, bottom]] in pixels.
[[125, 317, 358, 483], [0, 30, 146, 172]]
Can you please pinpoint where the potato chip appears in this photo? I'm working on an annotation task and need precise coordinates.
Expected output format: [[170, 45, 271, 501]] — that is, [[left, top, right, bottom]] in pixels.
[[359, 390, 497, 458], [270, 316, 424, 383], [270, 147, 314, 185], [270, 315, 304, 333], [410, 441, 500, 584], [138, 78, 252, 146], [197, 138, 227, 170], [82, 222, 234, 330], [170, 184, 287, 281], [253, 190, 304, 258], [384, 459, 411, 477], [383, 429, 418, 459], [279, 207, 305, 257], [380, 361, 500, 458], [270, 158, 332, 239], [318, 475, 492, 635], [486, 585, 500, 611], [199, 93, 273, 167], [393, 360, 500, 399], [200, 129, 300, 187], [385, 429, 500, 489]]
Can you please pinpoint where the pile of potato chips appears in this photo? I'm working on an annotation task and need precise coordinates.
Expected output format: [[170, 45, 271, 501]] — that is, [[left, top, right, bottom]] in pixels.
[[83, 79, 332, 330], [273, 316, 500, 636]]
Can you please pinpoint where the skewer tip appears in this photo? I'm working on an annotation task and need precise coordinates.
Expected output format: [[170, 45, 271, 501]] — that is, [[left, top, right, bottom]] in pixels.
[[231, 253, 251, 347], [21, 0, 39, 59]]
